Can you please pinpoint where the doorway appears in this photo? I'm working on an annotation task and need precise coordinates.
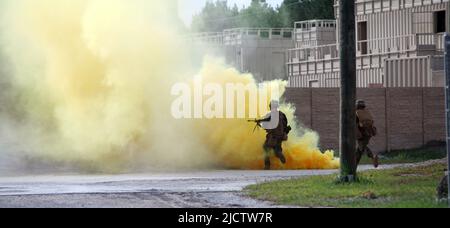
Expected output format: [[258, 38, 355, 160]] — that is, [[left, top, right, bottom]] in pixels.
[[434, 10, 446, 33]]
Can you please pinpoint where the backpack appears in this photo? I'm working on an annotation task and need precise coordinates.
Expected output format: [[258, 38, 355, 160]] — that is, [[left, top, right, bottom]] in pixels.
[[264, 112, 291, 141], [280, 112, 291, 141], [356, 109, 377, 137]]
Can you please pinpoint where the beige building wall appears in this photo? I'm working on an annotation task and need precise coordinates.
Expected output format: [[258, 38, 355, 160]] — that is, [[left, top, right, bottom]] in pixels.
[[225, 38, 295, 81], [188, 28, 295, 82], [288, 0, 449, 88], [294, 20, 337, 48]]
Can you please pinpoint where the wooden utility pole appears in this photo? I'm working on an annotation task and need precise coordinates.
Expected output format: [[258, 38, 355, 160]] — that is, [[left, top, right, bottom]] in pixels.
[[339, 0, 358, 182], [444, 33, 450, 206]]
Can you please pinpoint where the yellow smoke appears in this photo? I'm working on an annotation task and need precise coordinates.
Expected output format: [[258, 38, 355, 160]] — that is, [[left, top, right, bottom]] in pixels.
[[0, 0, 339, 172]]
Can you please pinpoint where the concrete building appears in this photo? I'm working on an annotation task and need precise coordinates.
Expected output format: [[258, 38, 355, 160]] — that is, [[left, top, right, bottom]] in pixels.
[[189, 28, 295, 81], [287, 0, 449, 88], [294, 20, 338, 48]]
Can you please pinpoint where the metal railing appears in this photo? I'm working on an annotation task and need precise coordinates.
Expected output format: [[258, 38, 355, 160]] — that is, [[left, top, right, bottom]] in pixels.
[[287, 33, 445, 62], [416, 33, 446, 51], [295, 31, 336, 47], [336, 0, 449, 14], [186, 28, 294, 46], [185, 32, 224, 45], [222, 28, 293, 44], [357, 34, 416, 55], [294, 20, 337, 48], [294, 20, 337, 30], [287, 43, 339, 63]]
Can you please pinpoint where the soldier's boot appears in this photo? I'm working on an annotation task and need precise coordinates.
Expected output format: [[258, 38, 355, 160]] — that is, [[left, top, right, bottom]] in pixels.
[[372, 154, 379, 168], [367, 149, 379, 168], [276, 151, 287, 164]]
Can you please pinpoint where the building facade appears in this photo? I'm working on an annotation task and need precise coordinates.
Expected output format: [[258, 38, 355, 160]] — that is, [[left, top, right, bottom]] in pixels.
[[287, 0, 449, 88], [189, 28, 295, 81]]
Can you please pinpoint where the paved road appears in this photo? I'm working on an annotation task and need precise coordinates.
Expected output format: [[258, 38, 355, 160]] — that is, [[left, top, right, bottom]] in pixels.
[[0, 165, 391, 208]]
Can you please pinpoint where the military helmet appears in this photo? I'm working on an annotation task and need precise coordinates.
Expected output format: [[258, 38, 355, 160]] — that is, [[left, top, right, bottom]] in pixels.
[[269, 100, 279, 110], [356, 100, 366, 108]]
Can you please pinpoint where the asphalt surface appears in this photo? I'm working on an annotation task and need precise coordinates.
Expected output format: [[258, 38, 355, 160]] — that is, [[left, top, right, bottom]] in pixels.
[[0, 165, 388, 208]]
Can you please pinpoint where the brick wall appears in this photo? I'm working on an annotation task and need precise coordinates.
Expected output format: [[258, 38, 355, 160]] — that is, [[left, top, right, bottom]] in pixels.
[[284, 87, 446, 153], [423, 88, 447, 144]]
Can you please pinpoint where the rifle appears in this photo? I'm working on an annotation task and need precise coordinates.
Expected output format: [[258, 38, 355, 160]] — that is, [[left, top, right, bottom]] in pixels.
[[248, 119, 264, 133]]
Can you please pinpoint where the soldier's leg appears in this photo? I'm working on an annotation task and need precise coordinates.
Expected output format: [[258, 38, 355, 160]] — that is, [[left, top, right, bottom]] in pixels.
[[366, 143, 373, 158], [356, 140, 364, 166], [361, 137, 379, 168], [263, 145, 272, 170], [366, 143, 380, 168], [274, 145, 286, 164]]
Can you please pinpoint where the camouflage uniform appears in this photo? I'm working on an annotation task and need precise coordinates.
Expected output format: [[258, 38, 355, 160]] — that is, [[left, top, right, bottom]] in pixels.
[[356, 100, 379, 168], [263, 111, 289, 170]]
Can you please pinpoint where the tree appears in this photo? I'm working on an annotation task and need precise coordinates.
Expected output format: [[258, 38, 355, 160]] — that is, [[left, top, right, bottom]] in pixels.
[[190, 0, 336, 32], [238, 0, 282, 28], [279, 0, 335, 27], [191, 1, 239, 32]]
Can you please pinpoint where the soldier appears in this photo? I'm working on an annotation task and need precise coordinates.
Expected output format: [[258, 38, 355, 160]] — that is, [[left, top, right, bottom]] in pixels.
[[356, 100, 379, 168], [255, 101, 291, 170]]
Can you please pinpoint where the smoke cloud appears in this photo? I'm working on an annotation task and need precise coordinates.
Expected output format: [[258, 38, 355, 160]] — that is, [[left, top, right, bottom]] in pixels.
[[0, 0, 339, 173]]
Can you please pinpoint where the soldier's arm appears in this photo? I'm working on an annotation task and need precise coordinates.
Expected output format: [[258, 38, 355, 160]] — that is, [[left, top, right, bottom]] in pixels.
[[258, 113, 272, 123]]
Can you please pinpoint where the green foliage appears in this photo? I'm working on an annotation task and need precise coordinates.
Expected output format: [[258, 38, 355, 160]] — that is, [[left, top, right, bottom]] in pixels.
[[191, 1, 240, 32], [191, 0, 336, 32], [279, 0, 335, 27], [238, 0, 282, 28]]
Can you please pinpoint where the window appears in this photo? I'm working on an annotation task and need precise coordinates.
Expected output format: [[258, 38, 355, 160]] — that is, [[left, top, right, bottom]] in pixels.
[[357, 21, 368, 55], [434, 10, 446, 34]]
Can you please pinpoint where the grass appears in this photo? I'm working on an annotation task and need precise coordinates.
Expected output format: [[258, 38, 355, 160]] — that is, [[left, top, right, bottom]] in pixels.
[[359, 146, 447, 165], [246, 162, 449, 208]]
